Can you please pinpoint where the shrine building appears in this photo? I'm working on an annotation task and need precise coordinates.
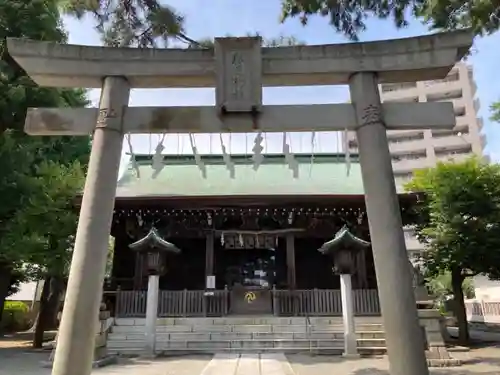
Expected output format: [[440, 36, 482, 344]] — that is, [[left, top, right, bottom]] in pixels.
[[105, 152, 416, 318]]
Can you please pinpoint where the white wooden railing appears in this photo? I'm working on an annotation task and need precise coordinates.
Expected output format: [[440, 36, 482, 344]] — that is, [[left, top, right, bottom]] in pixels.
[[465, 299, 500, 324]]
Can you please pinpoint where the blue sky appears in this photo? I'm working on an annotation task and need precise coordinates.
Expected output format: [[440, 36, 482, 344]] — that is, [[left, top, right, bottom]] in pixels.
[[62, 0, 500, 171]]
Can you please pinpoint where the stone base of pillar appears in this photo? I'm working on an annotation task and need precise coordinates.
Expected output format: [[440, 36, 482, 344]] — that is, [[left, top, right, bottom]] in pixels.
[[425, 346, 461, 367], [419, 309, 461, 367], [343, 332, 359, 358], [42, 311, 117, 369]]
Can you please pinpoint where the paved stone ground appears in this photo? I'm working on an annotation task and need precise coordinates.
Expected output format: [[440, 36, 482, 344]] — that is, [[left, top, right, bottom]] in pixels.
[[0, 348, 212, 375], [288, 346, 500, 375], [2, 342, 500, 374]]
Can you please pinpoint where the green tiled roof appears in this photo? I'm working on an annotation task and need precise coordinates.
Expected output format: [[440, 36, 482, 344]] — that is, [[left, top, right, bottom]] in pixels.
[[116, 153, 404, 198]]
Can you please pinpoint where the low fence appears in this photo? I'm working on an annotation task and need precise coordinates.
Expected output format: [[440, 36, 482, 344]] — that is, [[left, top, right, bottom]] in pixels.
[[465, 299, 500, 325], [274, 289, 380, 316], [115, 288, 381, 318], [115, 289, 229, 318]]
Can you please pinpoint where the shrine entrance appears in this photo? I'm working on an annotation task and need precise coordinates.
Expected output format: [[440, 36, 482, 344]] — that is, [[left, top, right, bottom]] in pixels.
[[216, 233, 277, 314], [9, 31, 472, 375]]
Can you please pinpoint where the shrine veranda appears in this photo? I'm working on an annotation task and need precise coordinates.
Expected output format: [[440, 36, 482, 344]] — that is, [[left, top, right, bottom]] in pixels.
[[106, 153, 415, 317]]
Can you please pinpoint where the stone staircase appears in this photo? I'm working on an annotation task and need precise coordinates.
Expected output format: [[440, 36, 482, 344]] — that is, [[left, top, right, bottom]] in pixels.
[[107, 316, 386, 356]]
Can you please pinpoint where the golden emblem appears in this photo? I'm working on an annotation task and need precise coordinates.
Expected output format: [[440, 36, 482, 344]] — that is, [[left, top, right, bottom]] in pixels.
[[244, 291, 257, 304]]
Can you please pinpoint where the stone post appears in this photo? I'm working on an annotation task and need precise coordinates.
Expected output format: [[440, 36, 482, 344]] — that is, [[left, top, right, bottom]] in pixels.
[[52, 77, 130, 375], [145, 274, 160, 355], [349, 72, 429, 375], [340, 273, 357, 357]]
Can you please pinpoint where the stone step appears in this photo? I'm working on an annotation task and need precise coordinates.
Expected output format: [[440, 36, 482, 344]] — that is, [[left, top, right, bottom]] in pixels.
[[114, 317, 384, 327], [107, 338, 385, 350], [111, 323, 384, 334], [108, 331, 384, 341], [108, 338, 344, 350]]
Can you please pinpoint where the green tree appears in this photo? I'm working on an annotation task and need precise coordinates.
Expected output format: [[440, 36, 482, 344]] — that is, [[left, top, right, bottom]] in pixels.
[[405, 157, 500, 344], [2, 161, 85, 346], [280, 0, 500, 40], [490, 101, 500, 123], [60, 0, 187, 47], [60, 0, 500, 45], [0, 0, 89, 332], [425, 271, 474, 313]]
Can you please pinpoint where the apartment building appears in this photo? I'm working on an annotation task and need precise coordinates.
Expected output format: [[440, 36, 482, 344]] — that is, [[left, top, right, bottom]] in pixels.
[[347, 62, 485, 258]]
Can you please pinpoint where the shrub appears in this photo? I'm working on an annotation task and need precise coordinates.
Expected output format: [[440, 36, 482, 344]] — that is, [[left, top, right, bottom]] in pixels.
[[1, 301, 31, 332]]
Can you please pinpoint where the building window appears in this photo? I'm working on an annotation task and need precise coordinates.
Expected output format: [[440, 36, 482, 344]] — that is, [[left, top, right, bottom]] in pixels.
[[426, 89, 463, 102]]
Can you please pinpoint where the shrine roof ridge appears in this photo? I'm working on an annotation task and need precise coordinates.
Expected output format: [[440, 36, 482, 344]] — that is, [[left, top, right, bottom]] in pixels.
[[7, 30, 472, 88], [115, 153, 409, 199], [130, 152, 360, 165]]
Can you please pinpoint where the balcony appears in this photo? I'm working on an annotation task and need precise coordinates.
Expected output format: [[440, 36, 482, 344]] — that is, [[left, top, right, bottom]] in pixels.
[[481, 133, 487, 149], [474, 97, 481, 113], [425, 84, 463, 101], [389, 138, 428, 154], [477, 117, 484, 130], [436, 153, 471, 163], [455, 115, 468, 127], [431, 133, 472, 149], [380, 82, 417, 95], [382, 94, 419, 103], [392, 157, 431, 171]]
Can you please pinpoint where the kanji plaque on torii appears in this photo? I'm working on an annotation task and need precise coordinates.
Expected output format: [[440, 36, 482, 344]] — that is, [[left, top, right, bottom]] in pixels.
[[8, 30, 473, 375]]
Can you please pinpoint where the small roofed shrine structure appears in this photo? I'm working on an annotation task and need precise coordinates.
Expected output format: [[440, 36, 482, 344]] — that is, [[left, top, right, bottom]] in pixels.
[[105, 152, 416, 318]]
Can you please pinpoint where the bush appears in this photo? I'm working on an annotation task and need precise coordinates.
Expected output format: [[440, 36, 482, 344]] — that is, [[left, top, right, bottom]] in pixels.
[[1, 301, 31, 332]]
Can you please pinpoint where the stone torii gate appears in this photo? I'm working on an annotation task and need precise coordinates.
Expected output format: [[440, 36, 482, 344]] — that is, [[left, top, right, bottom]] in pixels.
[[8, 30, 472, 375]]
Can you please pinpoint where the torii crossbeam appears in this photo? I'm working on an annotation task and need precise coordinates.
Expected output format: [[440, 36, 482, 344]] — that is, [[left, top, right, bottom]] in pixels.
[[7, 30, 473, 375]]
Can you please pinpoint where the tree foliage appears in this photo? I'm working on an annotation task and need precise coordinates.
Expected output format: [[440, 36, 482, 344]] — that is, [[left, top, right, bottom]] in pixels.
[[406, 157, 500, 278], [60, 0, 500, 45], [280, 0, 500, 40], [405, 157, 500, 343], [59, 0, 188, 47], [0, 0, 89, 261], [0, 0, 90, 335], [490, 100, 500, 123], [60, 0, 305, 48], [1, 161, 85, 278]]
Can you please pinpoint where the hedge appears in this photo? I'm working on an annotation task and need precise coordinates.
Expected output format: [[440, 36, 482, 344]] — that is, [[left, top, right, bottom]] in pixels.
[[1, 301, 31, 332]]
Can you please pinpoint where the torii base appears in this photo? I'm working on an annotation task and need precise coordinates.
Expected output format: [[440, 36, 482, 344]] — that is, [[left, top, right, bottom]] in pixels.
[[419, 309, 462, 367]]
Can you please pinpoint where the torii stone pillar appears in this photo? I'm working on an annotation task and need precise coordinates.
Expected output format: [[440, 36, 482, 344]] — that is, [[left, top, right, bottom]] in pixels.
[[7, 30, 472, 375], [51, 77, 129, 375], [350, 73, 429, 374]]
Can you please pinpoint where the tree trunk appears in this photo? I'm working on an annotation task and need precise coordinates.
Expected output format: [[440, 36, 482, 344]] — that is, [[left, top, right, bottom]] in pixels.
[[32, 277, 50, 348], [451, 268, 469, 345], [32, 275, 63, 348], [46, 276, 63, 330], [0, 264, 12, 335]]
